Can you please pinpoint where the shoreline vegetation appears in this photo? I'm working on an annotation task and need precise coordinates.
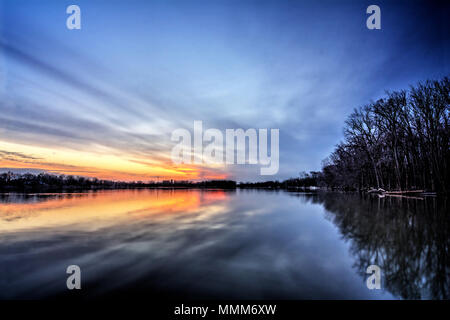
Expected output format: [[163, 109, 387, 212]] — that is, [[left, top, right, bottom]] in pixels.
[[0, 171, 443, 197], [322, 77, 449, 194], [1, 77, 448, 196]]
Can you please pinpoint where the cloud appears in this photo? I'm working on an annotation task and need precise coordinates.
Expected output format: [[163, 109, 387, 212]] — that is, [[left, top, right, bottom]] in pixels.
[[0, 150, 41, 161], [0, 0, 448, 181]]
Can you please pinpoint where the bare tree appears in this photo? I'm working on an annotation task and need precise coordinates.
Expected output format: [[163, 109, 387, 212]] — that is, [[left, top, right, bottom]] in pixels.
[[322, 77, 449, 193]]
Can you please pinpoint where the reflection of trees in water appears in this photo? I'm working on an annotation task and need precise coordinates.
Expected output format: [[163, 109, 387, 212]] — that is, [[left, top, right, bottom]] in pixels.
[[307, 193, 449, 299], [0, 193, 88, 204]]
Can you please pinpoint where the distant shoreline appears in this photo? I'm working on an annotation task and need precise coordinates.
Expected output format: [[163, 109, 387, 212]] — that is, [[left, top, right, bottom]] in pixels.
[[0, 186, 444, 199], [1, 171, 446, 195], [0, 185, 320, 192]]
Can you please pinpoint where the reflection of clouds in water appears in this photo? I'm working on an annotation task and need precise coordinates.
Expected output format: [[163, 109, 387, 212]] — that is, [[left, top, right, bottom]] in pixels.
[[0, 190, 397, 299], [0, 193, 91, 222], [0, 190, 231, 232]]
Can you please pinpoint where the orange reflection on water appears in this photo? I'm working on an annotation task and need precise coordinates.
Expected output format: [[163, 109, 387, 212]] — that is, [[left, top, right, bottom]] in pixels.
[[0, 189, 231, 232]]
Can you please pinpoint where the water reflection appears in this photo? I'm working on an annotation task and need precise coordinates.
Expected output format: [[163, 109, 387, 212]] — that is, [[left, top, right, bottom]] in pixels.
[[0, 189, 229, 231], [303, 193, 449, 300], [0, 190, 447, 299]]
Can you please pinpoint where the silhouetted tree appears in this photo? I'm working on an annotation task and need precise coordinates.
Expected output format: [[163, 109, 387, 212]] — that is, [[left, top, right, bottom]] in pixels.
[[322, 77, 449, 193]]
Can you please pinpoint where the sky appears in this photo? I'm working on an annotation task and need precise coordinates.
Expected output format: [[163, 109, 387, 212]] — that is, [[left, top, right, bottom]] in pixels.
[[0, 0, 449, 181]]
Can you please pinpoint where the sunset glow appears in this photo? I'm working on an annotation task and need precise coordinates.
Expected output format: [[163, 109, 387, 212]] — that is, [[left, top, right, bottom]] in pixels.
[[0, 0, 447, 182], [0, 189, 230, 232], [0, 140, 228, 181]]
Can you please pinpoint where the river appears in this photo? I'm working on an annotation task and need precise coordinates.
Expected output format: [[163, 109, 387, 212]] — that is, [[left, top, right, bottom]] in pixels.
[[0, 189, 447, 299]]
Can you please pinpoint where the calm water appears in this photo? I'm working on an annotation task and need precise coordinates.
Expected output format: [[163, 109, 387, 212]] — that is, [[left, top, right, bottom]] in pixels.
[[0, 189, 448, 300]]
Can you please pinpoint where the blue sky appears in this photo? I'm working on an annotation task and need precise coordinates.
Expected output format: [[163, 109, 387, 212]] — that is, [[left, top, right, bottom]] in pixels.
[[0, 0, 449, 181]]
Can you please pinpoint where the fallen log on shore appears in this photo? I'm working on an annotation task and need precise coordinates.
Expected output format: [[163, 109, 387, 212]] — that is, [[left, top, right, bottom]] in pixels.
[[365, 189, 439, 198], [384, 194, 425, 200], [367, 188, 386, 194], [384, 190, 424, 194]]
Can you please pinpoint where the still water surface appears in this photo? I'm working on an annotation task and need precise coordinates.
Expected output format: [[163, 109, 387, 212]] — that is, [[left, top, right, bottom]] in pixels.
[[0, 189, 448, 299]]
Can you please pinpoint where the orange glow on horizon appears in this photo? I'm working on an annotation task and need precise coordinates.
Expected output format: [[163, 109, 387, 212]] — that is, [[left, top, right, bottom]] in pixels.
[[0, 140, 229, 182], [0, 189, 230, 232]]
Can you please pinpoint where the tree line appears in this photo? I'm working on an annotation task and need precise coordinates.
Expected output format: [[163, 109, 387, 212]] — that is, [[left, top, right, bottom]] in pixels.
[[0, 172, 237, 191], [0, 171, 324, 192], [321, 77, 449, 193]]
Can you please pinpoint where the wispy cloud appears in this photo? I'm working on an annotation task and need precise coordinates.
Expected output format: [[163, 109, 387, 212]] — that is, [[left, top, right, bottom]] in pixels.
[[0, 0, 448, 181]]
